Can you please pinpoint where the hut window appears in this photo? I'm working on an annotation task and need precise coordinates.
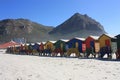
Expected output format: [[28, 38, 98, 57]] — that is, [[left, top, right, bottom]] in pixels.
[[60, 43, 63, 48], [90, 41, 94, 48], [75, 42, 79, 48], [105, 39, 110, 46]]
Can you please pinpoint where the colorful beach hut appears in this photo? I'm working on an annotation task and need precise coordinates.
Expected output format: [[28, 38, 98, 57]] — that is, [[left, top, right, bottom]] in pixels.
[[116, 34, 120, 50], [0, 41, 21, 49], [116, 34, 120, 59], [98, 34, 117, 53], [54, 39, 68, 52], [44, 41, 56, 50], [67, 37, 85, 52], [85, 35, 100, 53]]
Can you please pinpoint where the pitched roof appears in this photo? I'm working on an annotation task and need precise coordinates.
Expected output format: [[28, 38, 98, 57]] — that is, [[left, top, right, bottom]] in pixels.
[[89, 35, 99, 40], [0, 41, 21, 49], [74, 37, 85, 41], [45, 41, 56, 44], [99, 34, 116, 39], [116, 34, 120, 38], [60, 39, 69, 42], [49, 41, 56, 43]]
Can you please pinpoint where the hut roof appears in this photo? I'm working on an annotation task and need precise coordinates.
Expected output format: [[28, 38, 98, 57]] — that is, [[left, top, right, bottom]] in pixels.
[[89, 35, 99, 40], [115, 34, 120, 38], [50, 41, 56, 43], [99, 34, 116, 39], [0, 41, 21, 49], [74, 37, 85, 41], [105, 34, 116, 39], [47, 41, 56, 44], [60, 39, 69, 42], [22, 43, 30, 46]]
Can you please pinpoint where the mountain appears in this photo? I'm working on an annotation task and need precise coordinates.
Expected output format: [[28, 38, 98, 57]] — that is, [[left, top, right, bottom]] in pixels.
[[0, 13, 106, 43], [0, 18, 53, 43], [49, 13, 106, 39]]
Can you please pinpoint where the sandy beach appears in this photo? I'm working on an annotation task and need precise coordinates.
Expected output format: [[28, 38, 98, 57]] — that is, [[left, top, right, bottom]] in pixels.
[[0, 52, 120, 80]]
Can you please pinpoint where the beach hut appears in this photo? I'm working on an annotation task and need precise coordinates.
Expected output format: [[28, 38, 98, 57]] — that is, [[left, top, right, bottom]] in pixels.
[[82, 42, 86, 53], [67, 37, 85, 52], [0, 41, 21, 53], [98, 34, 117, 53], [99, 34, 115, 48], [0, 40, 21, 49], [116, 34, 120, 49], [116, 34, 120, 59], [44, 41, 56, 50], [54, 39, 68, 51], [85, 35, 100, 53]]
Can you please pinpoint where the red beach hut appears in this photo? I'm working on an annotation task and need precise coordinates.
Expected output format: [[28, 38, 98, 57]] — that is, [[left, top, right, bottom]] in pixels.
[[85, 35, 100, 53]]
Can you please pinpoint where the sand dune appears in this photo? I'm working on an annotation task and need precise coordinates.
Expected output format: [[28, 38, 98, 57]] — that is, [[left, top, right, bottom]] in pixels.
[[0, 52, 120, 80]]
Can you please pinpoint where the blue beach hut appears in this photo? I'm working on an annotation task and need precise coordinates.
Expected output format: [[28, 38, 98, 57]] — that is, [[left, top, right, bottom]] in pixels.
[[67, 37, 85, 52]]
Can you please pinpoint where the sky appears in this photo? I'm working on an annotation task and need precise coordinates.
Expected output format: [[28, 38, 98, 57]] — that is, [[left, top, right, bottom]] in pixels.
[[0, 0, 120, 35]]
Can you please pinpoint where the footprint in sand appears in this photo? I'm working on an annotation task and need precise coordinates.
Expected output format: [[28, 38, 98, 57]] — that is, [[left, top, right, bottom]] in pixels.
[[36, 74, 41, 78], [73, 68, 78, 70], [0, 73, 2, 75], [69, 78, 72, 80], [74, 64, 79, 66], [116, 68, 119, 70], [103, 77, 108, 79], [17, 77, 22, 80], [28, 74, 32, 77], [112, 74, 116, 76], [106, 71, 111, 73]]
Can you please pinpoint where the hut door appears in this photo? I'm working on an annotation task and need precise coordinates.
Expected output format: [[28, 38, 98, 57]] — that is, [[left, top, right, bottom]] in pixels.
[[47, 45, 50, 49], [60, 43, 63, 49], [72, 43, 75, 48], [105, 39, 110, 46], [75, 42, 79, 48], [90, 41, 94, 48], [82, 43, 86, 52], [117, 38, 120, 49], [111, 42, 117, 53], [95, 42, 100, 53]]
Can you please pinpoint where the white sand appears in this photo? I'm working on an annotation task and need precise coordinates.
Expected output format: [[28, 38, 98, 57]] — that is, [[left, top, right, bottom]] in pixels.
[[0, 52, 120, 80]]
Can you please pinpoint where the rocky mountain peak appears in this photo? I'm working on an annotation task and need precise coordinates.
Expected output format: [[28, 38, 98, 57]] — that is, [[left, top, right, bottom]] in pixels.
[[0, 13, 106, 42], [49, 13, 106, 36]]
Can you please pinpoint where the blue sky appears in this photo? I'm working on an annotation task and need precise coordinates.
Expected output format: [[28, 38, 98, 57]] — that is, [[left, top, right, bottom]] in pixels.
[[0, 0, 120, 35]]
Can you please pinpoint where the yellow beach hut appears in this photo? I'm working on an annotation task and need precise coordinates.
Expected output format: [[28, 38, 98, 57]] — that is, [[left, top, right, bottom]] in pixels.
[[98, 34, 117, 53], [44, 41, 56, 50]]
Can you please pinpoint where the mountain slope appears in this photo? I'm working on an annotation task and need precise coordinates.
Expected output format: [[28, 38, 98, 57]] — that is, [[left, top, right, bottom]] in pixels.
[[49, 13, 106, 38], [0, 19, 53, 42], [0, 13, 107, 43]]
